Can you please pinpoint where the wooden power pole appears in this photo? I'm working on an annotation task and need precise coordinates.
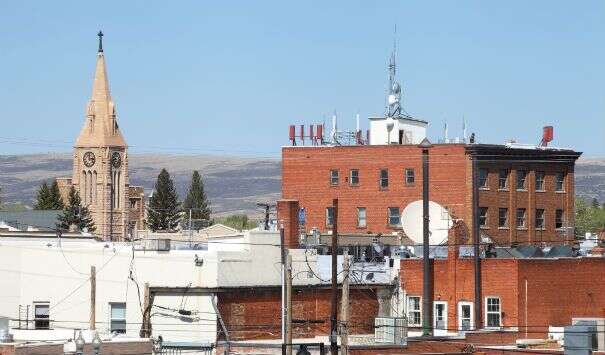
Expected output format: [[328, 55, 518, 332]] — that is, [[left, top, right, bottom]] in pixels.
[[140, 283, 151, 338], [330, 198, 339, 355], [285, 253, 293, 355], [340, 250, 350, 355], [90, 266, 96, 330]]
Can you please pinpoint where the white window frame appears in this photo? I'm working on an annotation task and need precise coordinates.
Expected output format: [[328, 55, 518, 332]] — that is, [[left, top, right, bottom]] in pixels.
[[325, 207, 334, 227], [406, 296, 422, 327], [387, 207, 400, 227], [350, 169, 359, 186], [330, 169, 339, 186], [33, 302, 50, 330], [109, 302, 127, 334], [484, 296, 502, 329], [458, 301, 474, 331], [433, 301, 448, 335], [379, 169, 389, 189], [356, 207, 366, 228]]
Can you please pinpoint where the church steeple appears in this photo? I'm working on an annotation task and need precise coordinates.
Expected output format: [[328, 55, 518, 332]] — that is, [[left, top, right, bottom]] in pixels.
[[75, 31, 127, 148]]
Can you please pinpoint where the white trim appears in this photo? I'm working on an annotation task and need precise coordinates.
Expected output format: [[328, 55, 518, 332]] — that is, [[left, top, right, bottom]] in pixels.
[[458, 301, 474, 331], [406, 295, 422, 327], [484, 296, 502, 329], [433, 301, 448, 336]]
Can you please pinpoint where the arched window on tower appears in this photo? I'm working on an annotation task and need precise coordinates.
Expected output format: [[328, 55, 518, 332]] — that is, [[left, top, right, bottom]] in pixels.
[[82, 170, 87, 205], [87, 171, 92, 205], [116, 170, 121, 208], [92, 171, 97, 203]]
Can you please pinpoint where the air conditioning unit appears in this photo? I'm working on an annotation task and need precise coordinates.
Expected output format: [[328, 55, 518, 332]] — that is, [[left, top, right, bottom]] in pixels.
[[573, 318, 605, 351], [156, 239, 171, 251], [374, 317, 407, 345]]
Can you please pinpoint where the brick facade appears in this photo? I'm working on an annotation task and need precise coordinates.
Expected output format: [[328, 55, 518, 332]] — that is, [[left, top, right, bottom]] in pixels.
[[281, 143, 580, 246], [216, 287, 380, 341]]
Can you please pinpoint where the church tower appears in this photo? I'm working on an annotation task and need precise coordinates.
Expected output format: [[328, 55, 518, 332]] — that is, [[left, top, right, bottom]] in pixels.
[[72, 32, 130, 241]]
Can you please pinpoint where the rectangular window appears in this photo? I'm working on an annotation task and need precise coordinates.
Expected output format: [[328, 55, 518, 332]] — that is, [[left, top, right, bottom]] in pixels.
[[388, 207, 400, 226], [34, 303, 50, 330], [516, 170, 527, 190], [357, 207, 366, 228], [535, 209, 545, 229], [110, 303, 126, 334], [498, 208, 508, 228], [405, 168, 415, 185], [350, 169, 359, 186], [498, 169, 509, 190], [379, 169, 389, 189], [479, 207, 488, 228], [326, 207, 334, 227], [458, 302, 473, 331], [478, 168, 489, 189], [330, 169, 339, 186], [516, 208, 526, 229], [555, 209, 564, 229], [555, 172, 565, 192], [407, 296, 421, 326], [535, 171, 545, 191], [485, 297, 501, 328]]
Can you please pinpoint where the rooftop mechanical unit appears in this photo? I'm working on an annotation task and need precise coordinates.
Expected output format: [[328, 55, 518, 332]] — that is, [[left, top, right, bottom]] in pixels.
[[374, 317, 407, 345]]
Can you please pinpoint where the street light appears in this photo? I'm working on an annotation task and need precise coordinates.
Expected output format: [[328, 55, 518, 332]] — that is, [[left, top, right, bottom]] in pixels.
[[75, 331, 85, 355], [92, 331, 102, 355]]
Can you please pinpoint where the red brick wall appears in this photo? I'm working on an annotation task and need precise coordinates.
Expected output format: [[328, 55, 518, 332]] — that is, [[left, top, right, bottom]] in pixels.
[[282, 144, 471, 236], [277, 199, 300, 248], [217, 287, 379, 341]]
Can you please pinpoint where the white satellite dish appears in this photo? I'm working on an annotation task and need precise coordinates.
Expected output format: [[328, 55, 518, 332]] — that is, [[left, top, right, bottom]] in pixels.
[[401, 200, 452, 245]]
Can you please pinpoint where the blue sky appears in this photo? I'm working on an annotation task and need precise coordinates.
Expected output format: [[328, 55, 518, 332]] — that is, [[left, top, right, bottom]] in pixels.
[[1, 1, 603, 157]]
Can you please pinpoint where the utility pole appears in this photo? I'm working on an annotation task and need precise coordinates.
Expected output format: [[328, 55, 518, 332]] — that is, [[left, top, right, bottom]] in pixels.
[[140, 283, 151, 338], [330, 198, 339, 355], [257, 203, 275, 230], [188, 208, 193, 247], [90, 266, 96, 330], [420, 139, 433, 337], [340, 250, 350, 355], [285, 253, 293, 355], [280, 224, 287, 347]]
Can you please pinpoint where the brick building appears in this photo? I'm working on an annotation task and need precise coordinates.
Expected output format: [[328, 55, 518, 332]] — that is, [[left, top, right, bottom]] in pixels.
[[282, 143, 580, 246], [400, 221, 605, 338]]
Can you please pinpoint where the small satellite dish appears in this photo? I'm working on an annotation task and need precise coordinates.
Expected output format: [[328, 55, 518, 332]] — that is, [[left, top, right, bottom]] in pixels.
[[401, 200, 452, 245]]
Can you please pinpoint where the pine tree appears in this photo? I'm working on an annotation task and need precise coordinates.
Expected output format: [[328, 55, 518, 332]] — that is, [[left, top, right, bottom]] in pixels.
[[34, 182, 51, 210], [49, 179, 65, 210], [146, 169, 181, 231], [182, 171, 211, 228], [57, 186, 96, 232], [592, 198, 600, 209]]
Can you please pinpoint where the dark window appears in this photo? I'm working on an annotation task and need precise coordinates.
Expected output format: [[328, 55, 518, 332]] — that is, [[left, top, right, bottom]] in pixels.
[[478, 169, 489, 189], [110, 303, 126, 334], [555, 172, 565, 192], [486, 297, 501, 328], [516, 208, 526, 228], [479, 207, 488, 227], [330, 170, 339, 186], [405, 168, 415, 185], [34, 303, 50, 330], [516, 170, 527, 190], [380, 169, 389, 189], [498, 169, 509, 190], [555, 209, 564, 229], [498, 208, 508, 228], [535, 171, 545, 191], [535, 209, 545, 229], [350, 169, 359, 185], [388, 207, 400, 226], [326, 207, 334, 227]]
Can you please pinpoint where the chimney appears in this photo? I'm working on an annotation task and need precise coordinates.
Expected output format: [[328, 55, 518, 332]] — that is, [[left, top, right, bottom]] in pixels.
[[277, 199, 300, 249]]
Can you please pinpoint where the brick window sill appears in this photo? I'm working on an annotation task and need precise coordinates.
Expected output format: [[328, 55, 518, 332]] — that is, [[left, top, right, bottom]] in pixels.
[[479, 187, 490, 191], [555, 190, 566, 194], [536, 228, 546, 231], [536, 190, 546, 193], [480, 226, 490, 230], [498, 227, 509, 230], [516, 227, 528, 231], [516, 189, 527, 192]]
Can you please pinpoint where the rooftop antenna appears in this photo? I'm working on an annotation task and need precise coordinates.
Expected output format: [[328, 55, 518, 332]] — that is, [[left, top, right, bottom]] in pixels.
[[355, 112, 360, 133], [386, 25, 402, 118], [331, 110, 338, 144], [444, 120, 449, 143], [462, 116, 468, 143]]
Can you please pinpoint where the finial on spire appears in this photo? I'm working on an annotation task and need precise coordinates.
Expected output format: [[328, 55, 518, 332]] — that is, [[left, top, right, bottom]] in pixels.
[[97, 31, 104, 53]]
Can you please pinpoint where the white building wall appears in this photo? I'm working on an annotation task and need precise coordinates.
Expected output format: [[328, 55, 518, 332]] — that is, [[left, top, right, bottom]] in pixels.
[[369, 116, 427, 145]]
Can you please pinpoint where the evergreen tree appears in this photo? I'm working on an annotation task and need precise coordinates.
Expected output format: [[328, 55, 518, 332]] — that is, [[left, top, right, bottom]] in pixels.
[[34, 182, 51, 210], [592, 198, 601, 209], [57, 186, 96, 232], [182, 171, 211, 228], [146, 169, 181, 231], [49, 180, 64, 210]]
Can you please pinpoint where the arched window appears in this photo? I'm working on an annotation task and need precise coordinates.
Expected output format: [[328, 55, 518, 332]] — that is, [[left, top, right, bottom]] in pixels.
[[92, 171, 97, 203], [82, 170, 87, 205], [87, 171, 93, 205]]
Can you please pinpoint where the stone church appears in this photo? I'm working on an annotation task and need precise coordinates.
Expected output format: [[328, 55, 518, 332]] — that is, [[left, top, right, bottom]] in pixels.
[[57, 33, 145, 241]]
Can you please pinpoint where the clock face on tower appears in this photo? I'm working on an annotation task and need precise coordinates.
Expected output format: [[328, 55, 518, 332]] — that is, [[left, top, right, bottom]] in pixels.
[[111, 152, 122, 168], [83, 152, 95, 167]]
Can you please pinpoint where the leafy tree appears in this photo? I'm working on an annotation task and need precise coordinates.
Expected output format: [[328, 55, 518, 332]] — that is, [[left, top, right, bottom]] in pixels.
[[146, 169, 181, 231], [49, 180, 64, 209], [217, 214, 257, 231], [57, 186, 96, 232], [182, 171, 211, 229], [34, 182, 51, 210], [576, 197, 605, 237]]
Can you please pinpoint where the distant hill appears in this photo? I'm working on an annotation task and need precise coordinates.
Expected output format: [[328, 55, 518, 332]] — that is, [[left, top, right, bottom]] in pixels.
[[0, 153, 280, 217], [0, 154, 603, 215]]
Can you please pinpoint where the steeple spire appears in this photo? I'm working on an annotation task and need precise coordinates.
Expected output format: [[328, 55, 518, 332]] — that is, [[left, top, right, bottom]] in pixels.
[[75, 32, 126, 148], [97, 31, 104, 53]]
